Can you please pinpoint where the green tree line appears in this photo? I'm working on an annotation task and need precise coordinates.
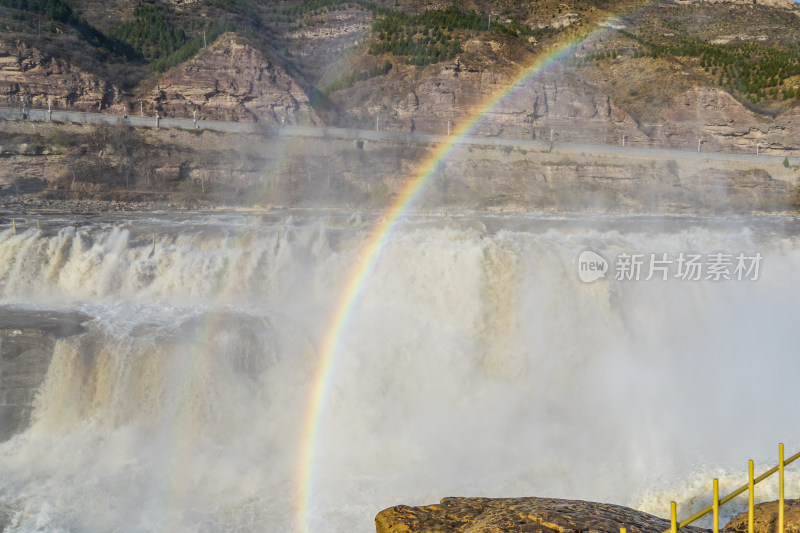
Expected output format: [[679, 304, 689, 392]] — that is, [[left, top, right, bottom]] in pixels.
[[0, 0, 73, 23], [368, 7, 551, 66], [322, 60, 392, 95], [110, 3, 186, 63], [566, 48, 619, 66], [623, 31, 800, 103], [152, 19, 236, 72], [0, 0, 136, 58], [211, 0, 262, 22], [264, 2, 550, 67]]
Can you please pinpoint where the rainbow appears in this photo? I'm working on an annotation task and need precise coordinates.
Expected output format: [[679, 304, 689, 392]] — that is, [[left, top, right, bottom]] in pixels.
[[296, 12, 631, 531]]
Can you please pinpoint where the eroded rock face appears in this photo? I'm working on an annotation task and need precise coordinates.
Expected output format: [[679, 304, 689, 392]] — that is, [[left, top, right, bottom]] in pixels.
[[657, 87, 798, 153], [289, 8, 372, 82], [352, 61, 650, 146], [375, 497, 711, 533], [725, 500, 800, 533], [0, 38, 118, 112], [338, 53, 800, 155], [0, 118, 796, 212], [150, 33, 320, 125]]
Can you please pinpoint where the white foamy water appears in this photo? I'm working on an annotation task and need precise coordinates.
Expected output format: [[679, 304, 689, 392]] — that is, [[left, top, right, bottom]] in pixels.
[[0, 213, 798, 532]]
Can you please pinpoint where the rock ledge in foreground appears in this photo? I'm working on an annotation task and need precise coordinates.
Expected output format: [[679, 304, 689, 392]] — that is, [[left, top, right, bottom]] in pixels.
[[376, 497, 710, 533], [726, 500, 800, 533]]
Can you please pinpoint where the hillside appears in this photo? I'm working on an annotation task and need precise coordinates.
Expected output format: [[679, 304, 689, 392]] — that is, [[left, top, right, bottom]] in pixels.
[[2, 0, 800, 150]]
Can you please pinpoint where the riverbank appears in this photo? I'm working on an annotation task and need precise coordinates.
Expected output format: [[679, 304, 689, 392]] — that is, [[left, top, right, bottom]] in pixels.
[[2, 119, 800, 215]]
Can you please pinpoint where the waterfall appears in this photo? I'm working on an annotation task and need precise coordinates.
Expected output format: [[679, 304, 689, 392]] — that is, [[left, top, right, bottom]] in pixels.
[[0, 213, 798, 532]]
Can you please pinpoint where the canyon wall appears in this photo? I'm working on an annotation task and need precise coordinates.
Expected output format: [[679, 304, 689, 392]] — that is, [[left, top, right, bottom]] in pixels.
[[0, 119, 797, 212]]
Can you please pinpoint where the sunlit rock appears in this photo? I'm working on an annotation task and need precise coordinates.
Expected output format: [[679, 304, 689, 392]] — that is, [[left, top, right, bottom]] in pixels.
[[150, 32, 321, 125], [376, 497, 710, 533], [726, 500, 800, 533]]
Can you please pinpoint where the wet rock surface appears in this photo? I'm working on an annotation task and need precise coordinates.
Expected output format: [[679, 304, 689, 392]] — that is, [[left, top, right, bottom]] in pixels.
[[375, 497, 711, 533], [0, 308, 90, 441], [0, 308, 90, 337]]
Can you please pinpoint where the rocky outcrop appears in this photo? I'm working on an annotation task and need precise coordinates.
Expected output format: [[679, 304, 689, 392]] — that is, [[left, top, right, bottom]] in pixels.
[[0, 33, 320, 125], [0, 38, 118, 112], [657, 87, 799, 154], [289, 9, 371, 42], [375, 497, 710, 533], [349, 60, 800, 156], [725, 500, 800, 533], [149, 33, 320, 125]]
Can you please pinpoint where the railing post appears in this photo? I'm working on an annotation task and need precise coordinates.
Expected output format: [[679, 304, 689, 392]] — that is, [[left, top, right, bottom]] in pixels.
[[669, 447, 800, 533], [671, 501, 678, 533], [713, 478, 720, 533], [779, 443, 785, 533], [748, 459, 755, 533]]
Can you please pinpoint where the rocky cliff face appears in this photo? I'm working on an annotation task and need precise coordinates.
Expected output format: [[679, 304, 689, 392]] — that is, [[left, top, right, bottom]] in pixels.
[[0, 38, 118, 112], [148, 33, 321, 125], [657, 87, 800, 154], [4, 0, 800, 156], [336, 56, 800, 156], [340, 57, 645, 147], [0, 34, 321, 126], [288, 7, 373, 84], [4, 16, 800, 155], [375, 497, 710, 533]]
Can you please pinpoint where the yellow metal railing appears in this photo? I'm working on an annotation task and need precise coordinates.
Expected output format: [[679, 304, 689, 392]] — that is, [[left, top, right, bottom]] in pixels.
[[668, 444, 799, 533], [619, 444, 798, 533]]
